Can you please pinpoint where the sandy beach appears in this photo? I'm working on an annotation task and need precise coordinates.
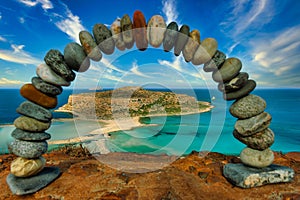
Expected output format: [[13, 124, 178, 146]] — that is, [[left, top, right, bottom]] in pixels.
[[49, 104, 214, 147]]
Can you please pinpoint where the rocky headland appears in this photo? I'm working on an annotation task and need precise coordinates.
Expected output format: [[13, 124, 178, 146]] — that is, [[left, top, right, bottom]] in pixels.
[[56, 86, 213, 120]]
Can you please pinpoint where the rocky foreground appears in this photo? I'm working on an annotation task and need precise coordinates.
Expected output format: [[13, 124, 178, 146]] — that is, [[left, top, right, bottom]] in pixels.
[[0, 148, 299, 200]]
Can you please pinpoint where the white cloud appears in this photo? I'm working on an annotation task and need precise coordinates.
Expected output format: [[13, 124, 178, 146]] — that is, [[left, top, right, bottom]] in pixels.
[[0, 44, 41, 65], [0, 78, 25, 85], [18, 0, 53, 11], [0, 36, 6, 42], [55, 8, 85, 43], [130, 61, 152, 78], [250, 25, 300, 77], [101, 58, 126, 74], [162, 0, 178, 24], [102, 74, 134, 84], [0, 12, 2, 20]]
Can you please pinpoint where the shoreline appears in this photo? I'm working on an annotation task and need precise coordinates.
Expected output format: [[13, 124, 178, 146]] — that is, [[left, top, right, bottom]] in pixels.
[[49, 104, 214, 146]]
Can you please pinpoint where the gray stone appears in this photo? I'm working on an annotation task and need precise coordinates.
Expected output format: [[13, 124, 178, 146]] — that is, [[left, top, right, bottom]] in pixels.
[[12, 128, 51, 141], [10, 140, 48, 158], [203, 50, 226, 72], [147, 15, 166, 48], [223, 163, 294, 188], [7, 167, 61, 195], [233, 128, 274, 150], [79, 31, 102, 61], [64, 42, 90, 72], [174, 25, 190, 56], [14, 116, 51, 132], [240, 147, 274, 168], [235, 112, 272, 136], [192, 38, 218, 65], [230, 94, 266, 119], [111, 19, 126, 51], [212, 58, 242, 82], [183, 29, 200, 62], [93, 24, 115, 55], [219, 72, 249, 93], [121, 14, 134, 49], [17, 101, 52, 122], [224, 80, 256, 101], [44, 49, 75, 81], [36, 63, 70, 86], [163, 22, 178, 52], [32, 77, 62, 96]]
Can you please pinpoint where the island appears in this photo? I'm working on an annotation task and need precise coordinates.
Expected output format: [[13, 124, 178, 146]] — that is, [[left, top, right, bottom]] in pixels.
[[56, 86, 214, 120]]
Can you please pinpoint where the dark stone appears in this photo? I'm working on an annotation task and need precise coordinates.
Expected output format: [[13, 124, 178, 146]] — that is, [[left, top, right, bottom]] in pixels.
[[219, 72, 249, 93], [174, 25, 190, 56], [93, 24, 115, 54], [10, 140, 48, 158], [224, 80, 256, 101], [64, 42, 90, 72], [6, 167, 61, 195], [17, 101, 52, 122], [223, 163, 294, 188], [203, 50, 226, 72], [32, 77, 62, 96], [44, 49, 75, 81], [12, 128, 51, 141], [163, 22, 178, 52], [121, 14, 134, 49], [233, 128, 274, 150]]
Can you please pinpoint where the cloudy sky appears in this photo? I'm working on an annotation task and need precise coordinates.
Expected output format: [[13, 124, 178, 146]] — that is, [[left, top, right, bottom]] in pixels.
[[0, 0, 299, 89]]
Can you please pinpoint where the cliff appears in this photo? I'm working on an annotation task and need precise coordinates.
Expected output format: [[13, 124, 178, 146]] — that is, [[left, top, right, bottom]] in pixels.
[[57, 87, 213, 120]]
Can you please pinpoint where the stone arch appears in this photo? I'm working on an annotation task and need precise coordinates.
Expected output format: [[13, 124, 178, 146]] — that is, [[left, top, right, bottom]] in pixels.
[[6, 10, 295, 195]]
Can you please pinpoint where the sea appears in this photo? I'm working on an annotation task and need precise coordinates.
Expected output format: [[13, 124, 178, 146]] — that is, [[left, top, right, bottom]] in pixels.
[[0, 88, 299, 155]]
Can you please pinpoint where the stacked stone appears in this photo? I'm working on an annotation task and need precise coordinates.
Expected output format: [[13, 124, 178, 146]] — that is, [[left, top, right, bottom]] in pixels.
[[7, 10, 293, 194]]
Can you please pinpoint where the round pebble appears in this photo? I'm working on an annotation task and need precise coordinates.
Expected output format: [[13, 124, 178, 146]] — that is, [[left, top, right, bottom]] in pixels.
[[163, 22, 178, 52], [203, 50, 226, 72], [11, 156, 46, 177], [147, 15, 166, 48], [64, 42, 90, 72], [219, 72, 249, 93], [32, 77, 62, 96], [212, 58, 242, 82], [224, 80, 256, 101], [111, 18, 126, 51], [121, 14, 134, 49], [234, 112, 272, 137], [44, 49, 75, 82], [36, 63, 70, 86], [230, 94, 266, 119], [183, 29, 200, 62], [133, 10, 148, 51], [174, 25, 190, 56], [14, 116, 51, 132], [93, 24, 115, 55], [16, 101, 52, 122], [233, 128, 274, 150], [79, 31, 102, 61], [10, 140, 48, 159], [20, 84, 57, 109], [240, 147, 274, 168], [12, 128, 51, 141], [192, 38, 218, 65]]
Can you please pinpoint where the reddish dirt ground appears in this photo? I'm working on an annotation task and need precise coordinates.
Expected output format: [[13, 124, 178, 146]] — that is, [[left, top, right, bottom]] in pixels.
[[0, 149, 299, 200]]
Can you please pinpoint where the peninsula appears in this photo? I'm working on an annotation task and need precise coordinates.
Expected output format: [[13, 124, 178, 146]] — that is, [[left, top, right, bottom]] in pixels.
[[56, 86, 213, 120]]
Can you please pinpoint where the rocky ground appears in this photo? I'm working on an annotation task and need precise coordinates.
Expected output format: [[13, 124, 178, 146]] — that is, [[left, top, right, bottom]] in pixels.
[[0, 147, 299, 200]]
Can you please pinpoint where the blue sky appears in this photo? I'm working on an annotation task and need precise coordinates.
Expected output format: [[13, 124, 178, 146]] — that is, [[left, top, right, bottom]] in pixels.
[[0, 0, 300, 89]]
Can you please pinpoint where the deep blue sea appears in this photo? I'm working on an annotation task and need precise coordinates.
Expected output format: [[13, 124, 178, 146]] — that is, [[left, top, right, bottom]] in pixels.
[[0, 88, 299, 155]]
